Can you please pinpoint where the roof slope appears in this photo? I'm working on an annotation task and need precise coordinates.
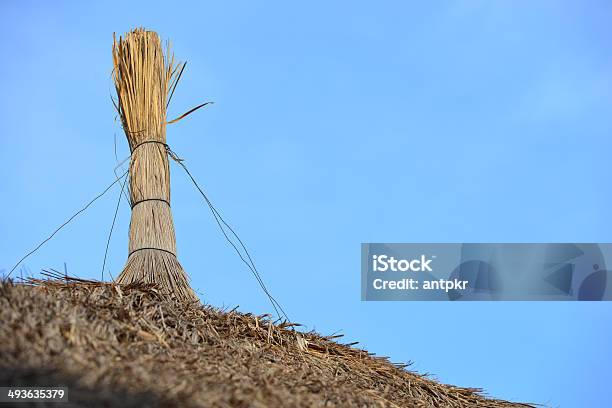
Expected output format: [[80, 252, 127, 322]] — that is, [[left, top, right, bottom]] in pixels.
[[0, 279, 533, 407]]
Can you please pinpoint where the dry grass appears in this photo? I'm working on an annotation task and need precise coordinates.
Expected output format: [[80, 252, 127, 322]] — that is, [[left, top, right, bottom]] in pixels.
[[0, 278, 534, 407], [112, 28, 196, 302]]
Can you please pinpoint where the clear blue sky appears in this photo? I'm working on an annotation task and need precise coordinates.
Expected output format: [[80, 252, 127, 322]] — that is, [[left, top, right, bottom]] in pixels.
[[1, 1, 612, 406]]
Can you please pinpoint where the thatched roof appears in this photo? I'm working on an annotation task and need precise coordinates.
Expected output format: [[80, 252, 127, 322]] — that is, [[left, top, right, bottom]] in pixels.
[[0, 279, 532, 407]]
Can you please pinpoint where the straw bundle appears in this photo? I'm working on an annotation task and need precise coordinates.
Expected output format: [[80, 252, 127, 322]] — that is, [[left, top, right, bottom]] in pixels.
[[112, 28, 197, 302]]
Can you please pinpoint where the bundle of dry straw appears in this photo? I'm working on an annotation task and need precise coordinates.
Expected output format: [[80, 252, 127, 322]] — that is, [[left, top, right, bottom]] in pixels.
[[112, 28, 197, 302]]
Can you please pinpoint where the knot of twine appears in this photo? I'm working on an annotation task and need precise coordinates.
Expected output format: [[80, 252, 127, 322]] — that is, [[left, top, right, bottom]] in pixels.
[[131, 140, 184, 163]]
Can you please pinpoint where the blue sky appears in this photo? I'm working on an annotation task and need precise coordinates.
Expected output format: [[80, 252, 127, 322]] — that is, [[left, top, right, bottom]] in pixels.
[[1, 1, 612, 406]]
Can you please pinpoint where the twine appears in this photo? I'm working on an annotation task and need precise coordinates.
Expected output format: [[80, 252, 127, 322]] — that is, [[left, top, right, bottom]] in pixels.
[[127, 140, 173, 208]]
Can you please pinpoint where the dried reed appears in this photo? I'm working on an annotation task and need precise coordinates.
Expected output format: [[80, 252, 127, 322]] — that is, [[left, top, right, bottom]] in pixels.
[[112, 28, 197, 302]]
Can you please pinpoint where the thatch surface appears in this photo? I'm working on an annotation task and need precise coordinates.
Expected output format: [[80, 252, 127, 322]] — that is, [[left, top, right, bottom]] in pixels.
[[0, 279, 533, 407]]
